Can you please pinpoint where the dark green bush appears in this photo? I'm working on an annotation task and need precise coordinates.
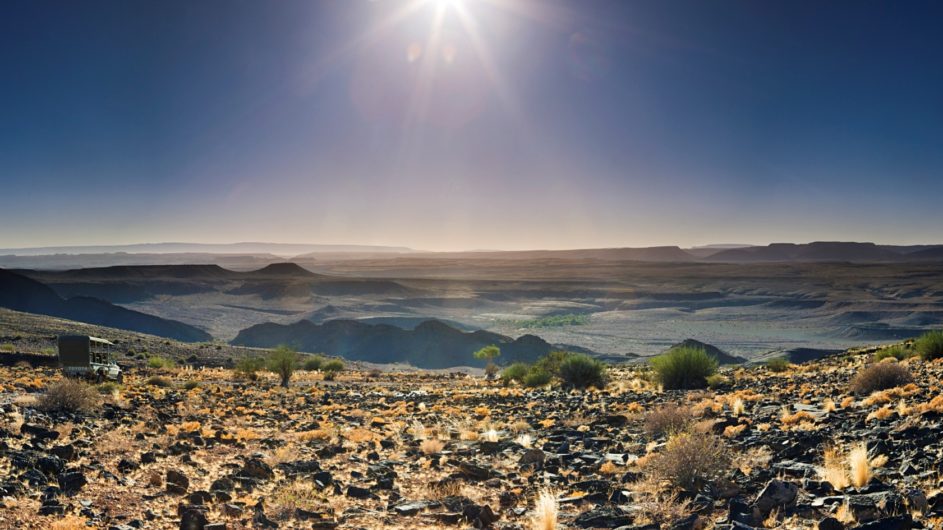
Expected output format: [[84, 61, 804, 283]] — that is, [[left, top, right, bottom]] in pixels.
[[650, 346, 718, 390], [522, 368, 552, 387], [235, 356, 266, 380], [915, 330, 943, 360], [533, 350, 568, 378], [183, 380, 200, 390], [500, 363, 530, 385], [147, 356, 175, 370], [303, 356, 324, 371], [559, 353, 607, 389], [322, 359, 344, 381], [765, 357, 790, 372], [872, 345, 913, 362]]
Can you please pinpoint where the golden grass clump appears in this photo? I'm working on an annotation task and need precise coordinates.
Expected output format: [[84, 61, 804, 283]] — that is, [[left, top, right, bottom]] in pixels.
[[531, 489, 558, 530], [820, 443, 881, 490], [821, 445, 850, 490], [847, 443, 872, 488], [723, 423, 747, 438], [780, 408, 816, 426], [420, 438, 445, 455], [866, 405, 894, 422]]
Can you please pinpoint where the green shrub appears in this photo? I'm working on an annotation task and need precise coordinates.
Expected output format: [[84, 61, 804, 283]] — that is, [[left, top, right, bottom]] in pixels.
[[851, 363, 914, 395], [522, 368, 552, 388], [147, 356, 175, 370], [765, 357, 790, 372], [533, 350, 568, 378], [303, 356, 324, 371], [559, 353, 607, 389], [267, 345, 298, 387], [183, 380, 200, 390], [146, 376, 172, 387], [235, 356, 266, 380], [322, 359, 344, 381], [914, 330, 943, 360], [0, 343, 14, 353], [705, 374, 728, 389], [650, 346, 718, 390], [37, 379, 100, 413], [872, 345, 914, 362], [500, 363, 530, 385], [96, 382, 120, 395]]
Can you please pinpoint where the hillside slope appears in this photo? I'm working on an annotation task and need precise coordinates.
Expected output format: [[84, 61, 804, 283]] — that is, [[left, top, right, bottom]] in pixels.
[[0, 269, 211, 342], [232, 318, 555, 368]]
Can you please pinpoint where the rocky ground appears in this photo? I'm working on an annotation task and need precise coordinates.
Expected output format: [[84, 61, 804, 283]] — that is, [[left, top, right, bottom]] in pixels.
[[1, 344, 942, 530]]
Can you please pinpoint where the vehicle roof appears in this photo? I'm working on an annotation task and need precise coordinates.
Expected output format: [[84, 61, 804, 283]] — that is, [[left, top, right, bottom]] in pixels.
[[58, 335, 115, 346]]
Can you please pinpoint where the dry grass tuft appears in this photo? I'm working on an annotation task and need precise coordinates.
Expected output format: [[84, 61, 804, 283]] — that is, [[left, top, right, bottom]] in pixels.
[[847, 443, 872, 488], [644, 403, 693, 437], [50, 515, 89, 530], [36, 378, 100, 414], [645, 430, 730, 491], [866, 405, 894, 422], [820, 442, 880, 490], [851, 363, 914, 395], [631, 476, 693, 526], [420, 438, 445, 455], [780, 408, 816, 426], [738, 446, 772, 475], [531, 489, 558, 530]]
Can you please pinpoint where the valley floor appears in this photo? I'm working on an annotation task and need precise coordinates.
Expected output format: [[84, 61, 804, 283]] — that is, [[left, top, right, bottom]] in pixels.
[[1, 347, 942, 529]]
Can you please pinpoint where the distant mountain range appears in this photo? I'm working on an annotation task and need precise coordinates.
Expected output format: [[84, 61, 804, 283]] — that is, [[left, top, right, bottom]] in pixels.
[[431, 242, 943, 263], [2, 241, 943, 269], [0, 242, 417, 257], [232, 318, 562, 369], [0, 269, 211, 342]]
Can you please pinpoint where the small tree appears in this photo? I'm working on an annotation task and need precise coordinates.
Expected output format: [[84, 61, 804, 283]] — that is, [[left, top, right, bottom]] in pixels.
[[474, 345, 501, 378], [267, 345, 298, 387]]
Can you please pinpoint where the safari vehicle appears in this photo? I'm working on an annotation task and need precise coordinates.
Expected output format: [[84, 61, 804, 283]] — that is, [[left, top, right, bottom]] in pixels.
[[57, 335, 123, 382]]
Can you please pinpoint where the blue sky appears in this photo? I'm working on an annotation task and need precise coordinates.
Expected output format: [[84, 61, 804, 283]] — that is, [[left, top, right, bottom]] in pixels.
[[1, 0, 941, 250]]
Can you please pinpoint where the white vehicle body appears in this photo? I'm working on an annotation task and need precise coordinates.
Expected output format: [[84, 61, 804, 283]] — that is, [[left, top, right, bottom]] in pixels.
[[58, 335, 123, 382]]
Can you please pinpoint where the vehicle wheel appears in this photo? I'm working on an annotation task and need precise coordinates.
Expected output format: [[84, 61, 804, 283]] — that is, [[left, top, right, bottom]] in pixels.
[[96, 371, 104, 384], [116, 373, 124, 384]]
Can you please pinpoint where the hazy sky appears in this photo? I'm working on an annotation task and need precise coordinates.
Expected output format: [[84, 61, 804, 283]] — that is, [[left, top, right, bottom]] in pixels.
[[2, 0, 941, 251]]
